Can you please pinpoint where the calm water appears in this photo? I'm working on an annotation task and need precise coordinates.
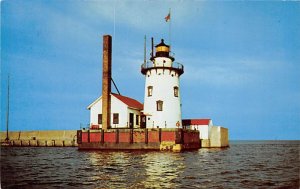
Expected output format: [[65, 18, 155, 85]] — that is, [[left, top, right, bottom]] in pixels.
[[1, 141, 299, 188]]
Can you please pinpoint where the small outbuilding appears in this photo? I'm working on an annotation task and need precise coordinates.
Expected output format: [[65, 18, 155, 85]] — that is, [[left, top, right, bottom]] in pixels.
[[182, 118, 229, 148], [87, 93, 143, 129], [182, 119, 213, 140]]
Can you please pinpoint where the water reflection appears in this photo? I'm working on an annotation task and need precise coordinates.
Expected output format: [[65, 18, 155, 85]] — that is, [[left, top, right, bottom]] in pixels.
[[84, 151, 186, 188], [86, 151, 143, 188], [140, 152, 185, 188]]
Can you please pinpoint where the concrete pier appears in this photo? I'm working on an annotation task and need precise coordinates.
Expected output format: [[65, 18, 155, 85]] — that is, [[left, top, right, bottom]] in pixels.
[[1, 128, 228, 148], [0, 130, 77, 147]]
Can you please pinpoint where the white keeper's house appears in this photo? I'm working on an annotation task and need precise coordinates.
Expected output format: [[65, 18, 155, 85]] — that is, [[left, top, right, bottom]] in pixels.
[[87, 93, 143, 129]]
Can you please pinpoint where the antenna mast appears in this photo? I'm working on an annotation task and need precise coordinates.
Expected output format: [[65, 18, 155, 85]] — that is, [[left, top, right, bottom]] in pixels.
[[169, 8, 171, 50], [144, 35, 147, 64], [5, 75, 10, 142], [151, 37, 154, 60]]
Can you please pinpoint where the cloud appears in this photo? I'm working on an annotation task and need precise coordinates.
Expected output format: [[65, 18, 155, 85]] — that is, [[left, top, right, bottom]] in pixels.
[[81, 1, 196, 31], [175, 44, 287, 87]]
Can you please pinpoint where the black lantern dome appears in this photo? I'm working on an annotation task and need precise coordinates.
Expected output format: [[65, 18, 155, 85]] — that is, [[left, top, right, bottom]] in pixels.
[[151, 39, 174, 61]]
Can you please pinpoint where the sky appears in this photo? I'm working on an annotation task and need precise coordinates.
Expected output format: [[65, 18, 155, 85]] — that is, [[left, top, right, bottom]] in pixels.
[[1, 0, 300, 140]]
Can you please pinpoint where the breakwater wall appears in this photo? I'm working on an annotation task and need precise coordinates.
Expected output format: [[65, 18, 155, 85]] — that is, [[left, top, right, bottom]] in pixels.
[[0, 130, 77, 147]]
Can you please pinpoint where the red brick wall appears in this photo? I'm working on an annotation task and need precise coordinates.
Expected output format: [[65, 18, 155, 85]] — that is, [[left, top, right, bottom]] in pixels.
[[161, 131, 176, 141], [148, 131, 159, 143], [104, 132, 116, 143], [133, 130, 145, 143], [184, 131, 199, 143], [79, 129, 200, 148], [90, 132, 101, 142], [119, 132, 130, 143], [82, 132, 89, 142]]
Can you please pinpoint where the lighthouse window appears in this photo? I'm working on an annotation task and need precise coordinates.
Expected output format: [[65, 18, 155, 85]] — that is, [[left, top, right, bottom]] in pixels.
[[113, 113, 119, 124], [98, 114, 102, 124], [148, 86, 153, 96], [174, 86, 179, 97], [157, 100, 163, 111]]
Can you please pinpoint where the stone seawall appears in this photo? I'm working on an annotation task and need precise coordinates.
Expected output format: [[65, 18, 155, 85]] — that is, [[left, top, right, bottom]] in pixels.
[[0, 130, 78, 147]]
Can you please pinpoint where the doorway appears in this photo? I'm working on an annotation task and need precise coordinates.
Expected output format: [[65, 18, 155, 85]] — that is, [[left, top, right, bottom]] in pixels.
[[129, 113, 134, 129], [141, 115, 146, 128]]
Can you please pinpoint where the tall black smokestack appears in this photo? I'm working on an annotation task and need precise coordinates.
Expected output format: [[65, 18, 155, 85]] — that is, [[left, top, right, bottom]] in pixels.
[[102, 35, 112, 130]]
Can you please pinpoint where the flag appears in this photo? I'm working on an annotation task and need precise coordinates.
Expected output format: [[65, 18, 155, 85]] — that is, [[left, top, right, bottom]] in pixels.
[[165, 12, 170, 22]]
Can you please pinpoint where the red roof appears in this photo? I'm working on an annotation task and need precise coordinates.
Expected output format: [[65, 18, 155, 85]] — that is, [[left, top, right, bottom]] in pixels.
[[112, 93, 143, 110], [182, 119, 211, 126]]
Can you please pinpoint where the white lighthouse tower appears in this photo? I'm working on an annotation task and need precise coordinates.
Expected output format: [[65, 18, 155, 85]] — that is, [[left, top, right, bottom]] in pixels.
[[141, 39, 184, 128]]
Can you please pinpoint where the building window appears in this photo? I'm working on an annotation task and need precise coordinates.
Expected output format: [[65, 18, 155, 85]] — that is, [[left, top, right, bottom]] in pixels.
[[157, 100, 163, 111], [174, 86, 179, 97], [98, 114, 102, 124], [136, 115, 139, 125], [148, 86, 153, 96], [113, 113, 119, 124]]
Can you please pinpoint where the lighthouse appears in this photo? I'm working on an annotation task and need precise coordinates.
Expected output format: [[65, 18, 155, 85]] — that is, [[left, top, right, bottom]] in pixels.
[[141, 39, 184, 128], [77, 35, 227, 151]]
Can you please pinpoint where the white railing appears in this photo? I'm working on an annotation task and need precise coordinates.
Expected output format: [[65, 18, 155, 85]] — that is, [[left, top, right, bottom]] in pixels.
[[141, 61, 184, 71]]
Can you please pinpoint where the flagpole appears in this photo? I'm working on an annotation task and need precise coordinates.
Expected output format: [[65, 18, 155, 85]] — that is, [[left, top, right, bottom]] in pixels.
[[169, 8, 171, 51], [144, 35, 147, 64], [113, 5, 116, 43]]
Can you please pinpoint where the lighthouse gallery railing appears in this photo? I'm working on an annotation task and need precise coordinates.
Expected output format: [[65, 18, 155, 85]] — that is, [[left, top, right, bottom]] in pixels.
[[141, 61, 184, 75]]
